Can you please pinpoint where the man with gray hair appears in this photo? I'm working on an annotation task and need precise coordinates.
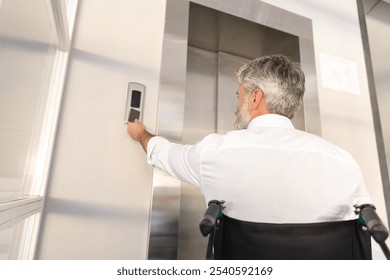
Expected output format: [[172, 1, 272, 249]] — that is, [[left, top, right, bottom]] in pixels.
[[127, 54, 370, 223]]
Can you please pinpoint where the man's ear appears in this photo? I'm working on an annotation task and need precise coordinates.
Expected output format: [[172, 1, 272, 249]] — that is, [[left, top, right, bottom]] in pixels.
[[250, 88, 263, 109]]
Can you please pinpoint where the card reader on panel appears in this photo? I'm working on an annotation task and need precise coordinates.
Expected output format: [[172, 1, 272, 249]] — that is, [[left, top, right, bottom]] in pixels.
[[124, 82, 145, 124]]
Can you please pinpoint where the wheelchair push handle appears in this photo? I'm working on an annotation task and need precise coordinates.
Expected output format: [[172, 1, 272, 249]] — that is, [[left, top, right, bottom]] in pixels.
[[199, 200, 225, 237], [355, 204, 389, 244], [361, 207, 389, 244]]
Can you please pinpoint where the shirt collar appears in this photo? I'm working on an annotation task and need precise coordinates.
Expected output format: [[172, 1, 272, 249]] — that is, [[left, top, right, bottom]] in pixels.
[[247, 114, 295, 130]]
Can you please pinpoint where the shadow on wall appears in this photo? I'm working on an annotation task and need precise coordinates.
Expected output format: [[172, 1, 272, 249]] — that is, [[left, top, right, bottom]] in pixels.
[[43, 197, 146, 221]]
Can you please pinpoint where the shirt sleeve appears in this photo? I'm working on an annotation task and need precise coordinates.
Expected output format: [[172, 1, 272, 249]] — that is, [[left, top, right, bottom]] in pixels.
[[352, 171, 372, 206], [146, 136, 212, 189]]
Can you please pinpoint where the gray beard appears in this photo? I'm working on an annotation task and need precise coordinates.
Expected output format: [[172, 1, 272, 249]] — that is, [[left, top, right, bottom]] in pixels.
[[234, 106, 251, 130]]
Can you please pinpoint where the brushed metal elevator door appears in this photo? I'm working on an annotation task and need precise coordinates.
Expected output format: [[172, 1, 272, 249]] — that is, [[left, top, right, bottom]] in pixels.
[[177, 47, 249, 259]]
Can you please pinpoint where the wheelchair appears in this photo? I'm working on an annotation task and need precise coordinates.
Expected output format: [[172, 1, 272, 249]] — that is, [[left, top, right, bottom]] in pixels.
[[199, 200, 390, 260]]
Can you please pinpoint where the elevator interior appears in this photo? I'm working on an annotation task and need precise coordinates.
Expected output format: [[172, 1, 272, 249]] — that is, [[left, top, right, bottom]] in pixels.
[[148, 0, 319, 259]]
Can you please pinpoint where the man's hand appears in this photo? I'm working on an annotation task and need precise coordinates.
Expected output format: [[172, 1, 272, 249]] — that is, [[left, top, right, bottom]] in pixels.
[[127, 120, 146, 141], [127, 120, 155, 152]]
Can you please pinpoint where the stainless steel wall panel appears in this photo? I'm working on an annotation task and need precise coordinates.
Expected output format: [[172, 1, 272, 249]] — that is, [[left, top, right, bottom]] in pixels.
[[177, 47, 217, 259], [182, 47, 218, 143], [148, 0, 190, 259], [148, 169, 181, 260], [217, 52, 249, 134], [188, 2, 301, 60], [177, 182, 207, 259], [157, 0, 190, 141]]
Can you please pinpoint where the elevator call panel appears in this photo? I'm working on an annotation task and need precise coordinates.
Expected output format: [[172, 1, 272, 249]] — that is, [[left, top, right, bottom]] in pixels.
[[124, 82, 145, 124]]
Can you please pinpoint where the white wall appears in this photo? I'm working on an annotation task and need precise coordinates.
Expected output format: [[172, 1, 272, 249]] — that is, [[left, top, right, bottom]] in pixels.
[[36, 0, 165, 259], [262, 0, 387, 227]]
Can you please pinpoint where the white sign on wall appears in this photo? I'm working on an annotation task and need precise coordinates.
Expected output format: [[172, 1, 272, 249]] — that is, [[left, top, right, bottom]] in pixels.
[[319, 53, 360, 95]]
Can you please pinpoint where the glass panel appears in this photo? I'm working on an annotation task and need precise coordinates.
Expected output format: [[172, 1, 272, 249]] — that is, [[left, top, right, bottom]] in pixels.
[[0, 214, 36, 260], [0, 0, 57, 200], [0, 227, 13, 259]]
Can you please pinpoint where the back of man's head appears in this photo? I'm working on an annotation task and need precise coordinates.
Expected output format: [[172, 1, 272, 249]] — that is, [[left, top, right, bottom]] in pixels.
[[235, 54, 305, 119]]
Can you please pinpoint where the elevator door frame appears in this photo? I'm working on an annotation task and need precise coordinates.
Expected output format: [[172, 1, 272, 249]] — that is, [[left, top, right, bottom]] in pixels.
[[148, 0, 320, 259], [358, 0, 390, 229]]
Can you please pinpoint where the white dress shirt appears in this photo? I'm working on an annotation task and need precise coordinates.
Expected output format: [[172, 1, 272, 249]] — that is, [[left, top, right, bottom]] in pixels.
[[147, 114, 370, 223]]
